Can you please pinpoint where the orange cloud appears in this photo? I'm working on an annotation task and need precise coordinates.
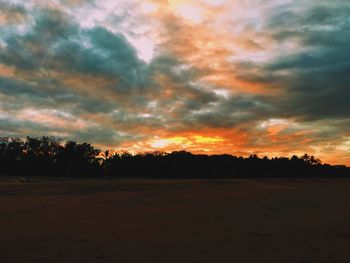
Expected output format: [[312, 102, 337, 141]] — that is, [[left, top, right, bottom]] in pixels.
[[112, 128, 249, 155], [148, 0, 280, 96], [16, 108, 92, 131], [0, 64, 14, 78], [0, 8, 26, 25]]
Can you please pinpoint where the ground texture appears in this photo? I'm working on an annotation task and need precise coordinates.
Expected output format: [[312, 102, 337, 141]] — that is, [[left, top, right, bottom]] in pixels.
[[1, 179, 350, 263]]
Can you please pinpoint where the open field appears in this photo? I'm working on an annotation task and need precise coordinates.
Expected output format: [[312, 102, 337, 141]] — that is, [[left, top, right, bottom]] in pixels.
[[1, 178, 350, 263]]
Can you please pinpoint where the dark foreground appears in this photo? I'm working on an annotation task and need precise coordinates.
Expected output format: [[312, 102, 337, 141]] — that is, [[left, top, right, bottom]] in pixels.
[[1, 179, 350, 263]]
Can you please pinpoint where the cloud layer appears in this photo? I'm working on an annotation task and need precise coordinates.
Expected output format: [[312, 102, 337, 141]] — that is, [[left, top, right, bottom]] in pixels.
[[0, 0, 349, 165]]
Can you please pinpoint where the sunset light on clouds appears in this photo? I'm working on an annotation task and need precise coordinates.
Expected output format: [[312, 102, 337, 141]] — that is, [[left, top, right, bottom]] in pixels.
[[0, 0, 349, 165]]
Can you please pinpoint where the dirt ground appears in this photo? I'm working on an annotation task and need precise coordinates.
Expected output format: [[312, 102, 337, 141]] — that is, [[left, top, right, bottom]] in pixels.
[[1, 178, 350, 263]]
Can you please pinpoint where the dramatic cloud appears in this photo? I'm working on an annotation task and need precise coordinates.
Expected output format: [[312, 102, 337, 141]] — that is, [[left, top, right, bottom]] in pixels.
[[0, 0, 349, 165]]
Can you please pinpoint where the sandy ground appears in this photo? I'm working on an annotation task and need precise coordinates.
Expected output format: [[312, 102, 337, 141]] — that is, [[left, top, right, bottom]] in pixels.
[[1, 179, 350, 263]]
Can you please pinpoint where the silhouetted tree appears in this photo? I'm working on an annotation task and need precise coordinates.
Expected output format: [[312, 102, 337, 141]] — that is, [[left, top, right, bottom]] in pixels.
[[301, 154, 322, 166], [21, 136, 62, 176], [0, 137, 25, 175], [55, 141, 101, 177], [0, 136, 349, 178]]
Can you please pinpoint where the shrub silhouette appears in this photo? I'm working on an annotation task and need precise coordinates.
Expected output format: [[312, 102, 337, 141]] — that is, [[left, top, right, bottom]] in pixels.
[[0, 136, 349, 178]]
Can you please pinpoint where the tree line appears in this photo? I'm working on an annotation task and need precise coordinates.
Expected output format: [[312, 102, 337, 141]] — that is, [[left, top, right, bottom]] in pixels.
[[0, 136, 349, 178]]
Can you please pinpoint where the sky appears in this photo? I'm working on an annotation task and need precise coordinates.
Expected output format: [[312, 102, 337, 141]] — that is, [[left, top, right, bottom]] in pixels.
[[0, 0, 349, 165]]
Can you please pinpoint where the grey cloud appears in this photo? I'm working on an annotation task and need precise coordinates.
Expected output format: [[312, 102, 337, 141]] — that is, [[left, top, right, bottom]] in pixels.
[[70, 127, 140, 147], [0, 7, 152, 111], [0, 8, 151, 90], [0, 115, 64, 136], [0, 76, 115, 115], [234, 1, 350, 123], [182, 94, 274, 129], [52, 26, 151, 90], [268, 3, 350, 48], [0, 6, 227, 143]]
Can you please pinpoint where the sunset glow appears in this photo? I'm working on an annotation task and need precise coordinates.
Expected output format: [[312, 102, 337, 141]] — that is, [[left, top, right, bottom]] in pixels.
[[0, 0, 349, 165]]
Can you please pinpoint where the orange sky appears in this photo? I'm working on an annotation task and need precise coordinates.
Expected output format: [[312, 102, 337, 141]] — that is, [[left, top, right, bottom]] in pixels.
[[0, 0, 349, 165]]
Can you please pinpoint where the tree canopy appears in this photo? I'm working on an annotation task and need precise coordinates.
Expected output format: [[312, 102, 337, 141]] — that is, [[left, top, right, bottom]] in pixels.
[[0, 136, 349, 178]]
